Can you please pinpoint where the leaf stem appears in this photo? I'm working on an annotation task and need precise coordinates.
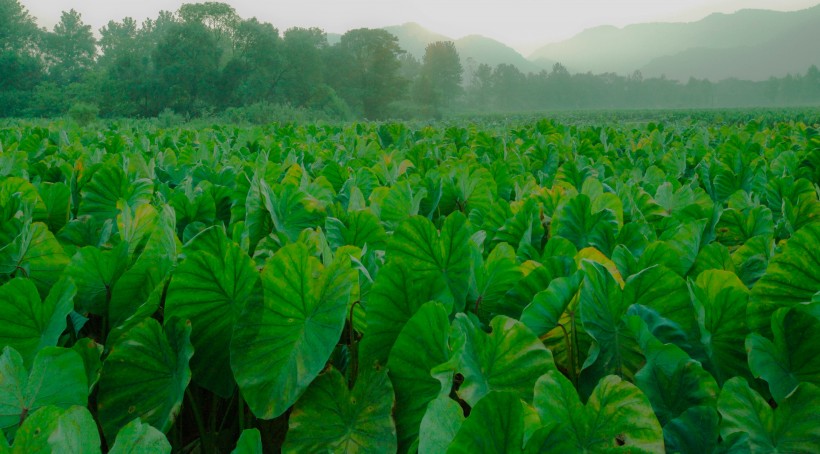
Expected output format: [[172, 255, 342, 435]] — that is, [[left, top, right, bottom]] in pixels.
[[186, 388, 210, 454]]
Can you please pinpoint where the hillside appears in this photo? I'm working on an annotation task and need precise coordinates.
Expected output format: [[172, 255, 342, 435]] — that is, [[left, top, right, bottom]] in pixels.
[[529, 5, 820, 80], [383, 23, 546, 74]]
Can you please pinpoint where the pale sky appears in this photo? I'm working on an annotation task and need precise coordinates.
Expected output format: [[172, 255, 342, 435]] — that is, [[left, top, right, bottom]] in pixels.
[[19, 0, 820, 54]]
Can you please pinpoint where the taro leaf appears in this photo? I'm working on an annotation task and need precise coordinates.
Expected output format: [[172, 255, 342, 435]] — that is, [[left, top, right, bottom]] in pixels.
[[451, 314, 556, 406], [232, 429, 262, 454], [387, 301, 451, 452], [63, 244, 129, 315], [165, 226, 261, 398], [325, 210, 388, 251], [689, 270, 751, 386], [533, 370, 663, 453], [471, 243, 523, 322], [37, 182, 70, 233], [520, 272, 582, 338], [358, 261, 453, 369], [0, 277, 75, 367], [78, 164, 153, 222], [746, 304, 820, 403], [631, 317, 719, 427], [578, 261, 643, 398], [387, 212, 472, 311], [96, 318, 193, 444], [241, 172, 273, 255], [10, 405, 99, 454], [419, 395, 465, 454], [731, 235, 773, 288], [0, 221, 69, 297], [71, 338, 103, 393], [0, 177, 47, 222], [749, 223, 820, 335], [0, 347, 87, 433], [551, 194, 619, 254], [108, 205, 177, 328], [231, 243, 356, 419], [692, 242, 735, 277], [108, 419, 171, 454], [263, 183, 325, 243], [446, 392, 528, 454], [663, 405, 720, 454], [623, 265, 700, 357], [718, 377, 820, 453], [376, 180, 427, 230], [282, 368, 396, 454], [716, 206, 774, 247]]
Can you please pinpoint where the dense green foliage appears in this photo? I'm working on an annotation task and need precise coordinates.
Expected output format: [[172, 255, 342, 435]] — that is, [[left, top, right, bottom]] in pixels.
[[0, 110, 819, 452], [1, 0, 820, 120]]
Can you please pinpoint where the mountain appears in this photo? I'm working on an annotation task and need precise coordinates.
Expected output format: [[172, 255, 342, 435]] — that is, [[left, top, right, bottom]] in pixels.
[[529, 5, 820, 80], [382, 23, 546, 74]]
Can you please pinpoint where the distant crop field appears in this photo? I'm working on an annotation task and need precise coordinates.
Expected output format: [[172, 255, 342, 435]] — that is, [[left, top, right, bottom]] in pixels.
[[1, 112, 819, 452]]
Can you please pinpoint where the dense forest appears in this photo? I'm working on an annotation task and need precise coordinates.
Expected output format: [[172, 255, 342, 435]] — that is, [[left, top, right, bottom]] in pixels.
[[2, 0, 820, 120]]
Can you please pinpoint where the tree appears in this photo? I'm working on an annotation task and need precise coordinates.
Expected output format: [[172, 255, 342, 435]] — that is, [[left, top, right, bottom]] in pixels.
[[43, 9, 96, 85], [416, 41, 463, 112], [331, 28, 406, 119], [280, 27, 328, 107], [0, 0, 43, 115], [222, 18, 283, 106], [153, 21, 222, 114]]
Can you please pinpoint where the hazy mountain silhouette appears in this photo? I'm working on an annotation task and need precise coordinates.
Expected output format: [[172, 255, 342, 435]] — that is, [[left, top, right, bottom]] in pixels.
[[383, 23, 547, 73], [529, 5, 820, 80]]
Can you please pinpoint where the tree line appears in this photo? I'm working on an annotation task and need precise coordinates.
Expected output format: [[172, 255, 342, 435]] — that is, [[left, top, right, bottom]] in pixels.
[[2, 0, 819, 121]]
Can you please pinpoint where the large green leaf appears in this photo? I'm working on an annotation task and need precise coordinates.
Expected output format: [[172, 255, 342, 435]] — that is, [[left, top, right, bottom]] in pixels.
[[387, 212, 472, 310], [10, 405, 99, 454], [718, 377, 820, 452], [96, 318, 193, 444], [749, 223, 820, 334], [387, 301, 451, 452], [689, 270, 751, 386], [231, 429, 262, 454], [632, 317, 719, 427], [78, 164, 153, 222], [578, 261, 643, 397], [325, 209, 388, 251], [231, 243, 356, 419], [282, 368, 396, 454], [663, 405, 720, 454], [165, 226, 261, 397], [418, 395, 465, 454], [551, 193, 619, 254], [446, 392, 530, 454], [63, 244, 129, 315], [0, 278, 75, 366], [533, 371, 664, 452], [623, 265, 700, 357], [451, 314, 556, 406], [0, 347, 87, 433], [108, 419, 171, 454], [746, 304, 820, 403], [263, 183, 326, 243], [471, 243, 524, 321], [520, 272, 582, 338], [358, 261, 452, 368], [0, 221, 69, 296]]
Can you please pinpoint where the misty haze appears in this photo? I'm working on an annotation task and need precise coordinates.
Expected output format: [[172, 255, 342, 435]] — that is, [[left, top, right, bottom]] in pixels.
[[1, 1, 819, 453]]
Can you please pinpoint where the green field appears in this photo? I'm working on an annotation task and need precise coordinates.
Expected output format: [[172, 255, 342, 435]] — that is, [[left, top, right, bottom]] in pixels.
[[1, 111, 819, 452]]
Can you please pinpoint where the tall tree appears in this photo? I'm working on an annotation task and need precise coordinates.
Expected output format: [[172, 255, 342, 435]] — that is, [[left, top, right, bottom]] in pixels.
[[44, 9, 96, 85], [280, 27, 328, 107], [0, 0, 43, 115], [153, 21, 222, 114], [331, 28, 406, 119], [222, 18, 283, 106], [416, 41, 463, 112]]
